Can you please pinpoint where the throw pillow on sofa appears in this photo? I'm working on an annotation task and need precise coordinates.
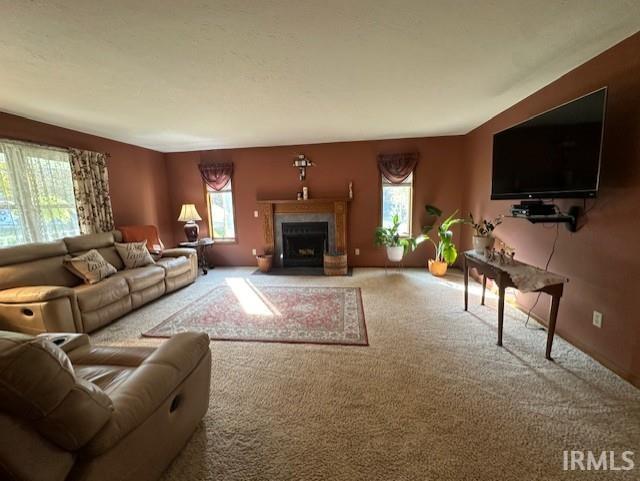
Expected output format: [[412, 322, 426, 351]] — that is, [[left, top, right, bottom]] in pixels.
[[63, 249, 117, 284], [115, 241, 156, 269]]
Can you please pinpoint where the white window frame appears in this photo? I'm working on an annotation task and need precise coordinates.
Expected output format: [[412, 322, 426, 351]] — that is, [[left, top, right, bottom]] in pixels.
[[206, 180, 237, 242], [381, 173, 413, 238], [0, 140, 80, 247]]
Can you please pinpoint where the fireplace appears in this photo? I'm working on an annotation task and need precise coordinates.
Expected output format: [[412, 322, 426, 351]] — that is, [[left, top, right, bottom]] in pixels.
[[257, 198, 348, 268], [282, 222, 328, 267]]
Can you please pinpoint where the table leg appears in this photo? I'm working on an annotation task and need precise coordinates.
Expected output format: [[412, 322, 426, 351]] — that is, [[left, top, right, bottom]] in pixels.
[[497, 285, 505, 346], [546, 294, 561, 360], [463, 257, 468, 311], [481, 275, 487, 306], [199, 246, 208, 275]]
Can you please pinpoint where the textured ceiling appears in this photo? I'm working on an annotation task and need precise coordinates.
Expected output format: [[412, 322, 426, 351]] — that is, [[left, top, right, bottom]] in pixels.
[[1, 1, 639, 152]]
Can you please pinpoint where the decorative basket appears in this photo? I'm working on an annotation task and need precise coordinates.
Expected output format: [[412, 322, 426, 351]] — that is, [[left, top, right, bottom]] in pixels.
[[256, 254, 273, 273], [324, 253, 348, 276]]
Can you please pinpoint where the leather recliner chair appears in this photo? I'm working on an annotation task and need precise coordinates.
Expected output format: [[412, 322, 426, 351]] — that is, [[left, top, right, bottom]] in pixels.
[[0, 330, 211, 481]]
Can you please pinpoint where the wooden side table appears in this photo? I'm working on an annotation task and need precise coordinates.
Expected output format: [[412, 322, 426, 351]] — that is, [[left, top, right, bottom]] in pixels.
[[179, 238, 214, 275], [463, 251, 565, 360]]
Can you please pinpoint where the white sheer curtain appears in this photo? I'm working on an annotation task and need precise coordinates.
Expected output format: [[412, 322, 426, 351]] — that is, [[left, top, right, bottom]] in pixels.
[[0, 140, 80, 247]]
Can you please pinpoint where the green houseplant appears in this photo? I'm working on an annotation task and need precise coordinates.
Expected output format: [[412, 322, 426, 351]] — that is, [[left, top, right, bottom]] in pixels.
[[419, 205, 466, 276], [469, 213, 503, 254], [374, 213, 417, 262]]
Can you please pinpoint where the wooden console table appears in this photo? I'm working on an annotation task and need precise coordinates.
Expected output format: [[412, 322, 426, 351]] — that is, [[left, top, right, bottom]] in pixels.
[[463, 250, 566, 360]]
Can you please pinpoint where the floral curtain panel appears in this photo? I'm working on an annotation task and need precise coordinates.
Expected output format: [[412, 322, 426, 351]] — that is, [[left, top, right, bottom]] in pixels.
[[377, 152, 419, 184], [199, 161, 233, 191], [69, 148, 114, 234]]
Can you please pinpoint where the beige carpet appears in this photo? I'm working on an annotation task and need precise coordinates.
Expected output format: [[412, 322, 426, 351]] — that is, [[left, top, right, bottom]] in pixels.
[[92, 268, 640, 480]]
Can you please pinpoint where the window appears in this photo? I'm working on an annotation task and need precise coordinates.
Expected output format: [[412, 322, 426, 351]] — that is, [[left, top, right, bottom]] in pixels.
[[207, 180, 236, 241], [0, 140, 80, 247], [381, 172, 413, 237]]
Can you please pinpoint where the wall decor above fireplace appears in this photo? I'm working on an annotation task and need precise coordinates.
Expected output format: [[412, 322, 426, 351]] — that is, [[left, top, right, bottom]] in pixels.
[[293, 154, 314, 180]]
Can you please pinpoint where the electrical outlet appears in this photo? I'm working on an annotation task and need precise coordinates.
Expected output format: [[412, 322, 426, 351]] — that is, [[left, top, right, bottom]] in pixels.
[[355, 248, 360, 256], [592, 310, 603, 328], [252, 249, 257, 256], [253, 210, 259, 218]]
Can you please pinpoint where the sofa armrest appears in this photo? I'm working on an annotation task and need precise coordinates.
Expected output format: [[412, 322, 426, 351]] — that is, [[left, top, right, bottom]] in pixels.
[[37, 332, 91, 353], [84, 332, 211, 455], [162, 248, 197, 258], [0, 286, 76, 304]]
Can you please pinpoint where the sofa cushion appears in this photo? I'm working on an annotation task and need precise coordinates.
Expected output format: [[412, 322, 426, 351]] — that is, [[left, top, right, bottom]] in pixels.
[[64, 232, 116, 254], [112, 265, 165, 292], [118, 225, 165, 257], [0, 332, 113, 451], [0, 240, 68, 267], [115, 242, 156, 269], [64, 232, 125, 271], [0, 240, 79, 290], [63, 250, 117, 285], [74, 277, 129, 312], [156, 256, 191, 278]]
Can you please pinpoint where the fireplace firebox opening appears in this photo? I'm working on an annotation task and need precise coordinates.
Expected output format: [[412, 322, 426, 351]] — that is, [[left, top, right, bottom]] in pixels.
[[282, 222, 329, 267]]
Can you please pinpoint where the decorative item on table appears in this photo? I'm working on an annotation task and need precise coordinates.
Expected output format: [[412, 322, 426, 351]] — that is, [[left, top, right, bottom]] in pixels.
[[504, 246, 516, 264], [469, 213, 503, 254], [256, 253, 273, 273], [374, 213, 417, 262], [302, 186, 309, 199], [489, 237, 515, 264], [293, 154, 314, 181], [348, 181, 353, 199], [177, 204, 202, 242], [297, 191, 303, 200], [418, 205, 466, 277]]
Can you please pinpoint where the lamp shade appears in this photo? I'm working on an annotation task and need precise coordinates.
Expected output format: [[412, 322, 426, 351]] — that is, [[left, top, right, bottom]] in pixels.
[[177, 204, 202, 222]]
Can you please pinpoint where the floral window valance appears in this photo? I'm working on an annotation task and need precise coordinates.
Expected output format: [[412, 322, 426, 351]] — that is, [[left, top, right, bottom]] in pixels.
[[199, 161, 233, 191], [377, 152, 419, 184]]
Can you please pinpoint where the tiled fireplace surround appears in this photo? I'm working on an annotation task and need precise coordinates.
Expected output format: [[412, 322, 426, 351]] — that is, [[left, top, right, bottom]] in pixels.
[[257, 199, 349, 267]]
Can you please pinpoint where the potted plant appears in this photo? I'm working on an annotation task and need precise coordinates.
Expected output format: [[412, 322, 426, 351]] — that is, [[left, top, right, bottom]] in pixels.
[[375, 213, 416, 262], [419, 207, 466, 276], [469, 213, 502, 254]]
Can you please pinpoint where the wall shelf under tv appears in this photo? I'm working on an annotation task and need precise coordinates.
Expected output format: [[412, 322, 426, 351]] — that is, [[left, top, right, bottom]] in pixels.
[[508, 206, 581, 232]]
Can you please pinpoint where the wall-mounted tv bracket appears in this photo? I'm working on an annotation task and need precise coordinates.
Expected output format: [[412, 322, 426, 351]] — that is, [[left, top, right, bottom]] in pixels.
[[509, 204, 581, 232]]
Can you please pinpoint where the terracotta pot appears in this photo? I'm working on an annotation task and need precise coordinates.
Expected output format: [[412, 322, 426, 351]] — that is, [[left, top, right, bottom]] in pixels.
[[386, 246, 404, 262], [472, 235, 494, 254], [428, 259, 448, 276], [256, 254, 273, 273]]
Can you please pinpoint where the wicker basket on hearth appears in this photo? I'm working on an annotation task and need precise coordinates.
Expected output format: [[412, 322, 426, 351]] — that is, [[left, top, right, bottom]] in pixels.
[[323, 253, 348, 276]]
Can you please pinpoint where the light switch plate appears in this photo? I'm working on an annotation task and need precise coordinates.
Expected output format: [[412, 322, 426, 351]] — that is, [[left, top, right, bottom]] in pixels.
[[252, 249, 257, 256], [355, 248, 360, 256], [253, 210, 259, 218], [592, 310, 603, 328]]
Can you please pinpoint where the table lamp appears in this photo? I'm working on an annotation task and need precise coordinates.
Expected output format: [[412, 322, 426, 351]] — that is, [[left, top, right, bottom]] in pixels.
[[178, 204, 202, 242]]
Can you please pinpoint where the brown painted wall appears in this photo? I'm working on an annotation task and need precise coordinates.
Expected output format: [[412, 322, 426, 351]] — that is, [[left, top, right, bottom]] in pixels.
[[165, 137, 465, 267], [462, 32, 640, 385], [0, 112, 174, 245]]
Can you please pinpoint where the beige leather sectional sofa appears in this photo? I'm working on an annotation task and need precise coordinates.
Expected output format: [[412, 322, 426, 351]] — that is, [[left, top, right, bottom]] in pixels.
[[0, 329, 211, 481], [0, 231, 198, 334]]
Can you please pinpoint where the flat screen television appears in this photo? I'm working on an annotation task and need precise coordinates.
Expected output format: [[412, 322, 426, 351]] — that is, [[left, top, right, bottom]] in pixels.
[[491, 88, 606, 200]]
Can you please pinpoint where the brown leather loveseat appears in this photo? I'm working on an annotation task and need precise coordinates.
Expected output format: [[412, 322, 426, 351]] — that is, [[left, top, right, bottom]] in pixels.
[[0, 330, 211, 481], [0, 231, 197, 334]]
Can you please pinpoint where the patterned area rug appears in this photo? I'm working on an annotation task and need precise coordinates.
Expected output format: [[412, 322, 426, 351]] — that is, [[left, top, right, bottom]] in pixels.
[[143, 283, 368, 346]]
